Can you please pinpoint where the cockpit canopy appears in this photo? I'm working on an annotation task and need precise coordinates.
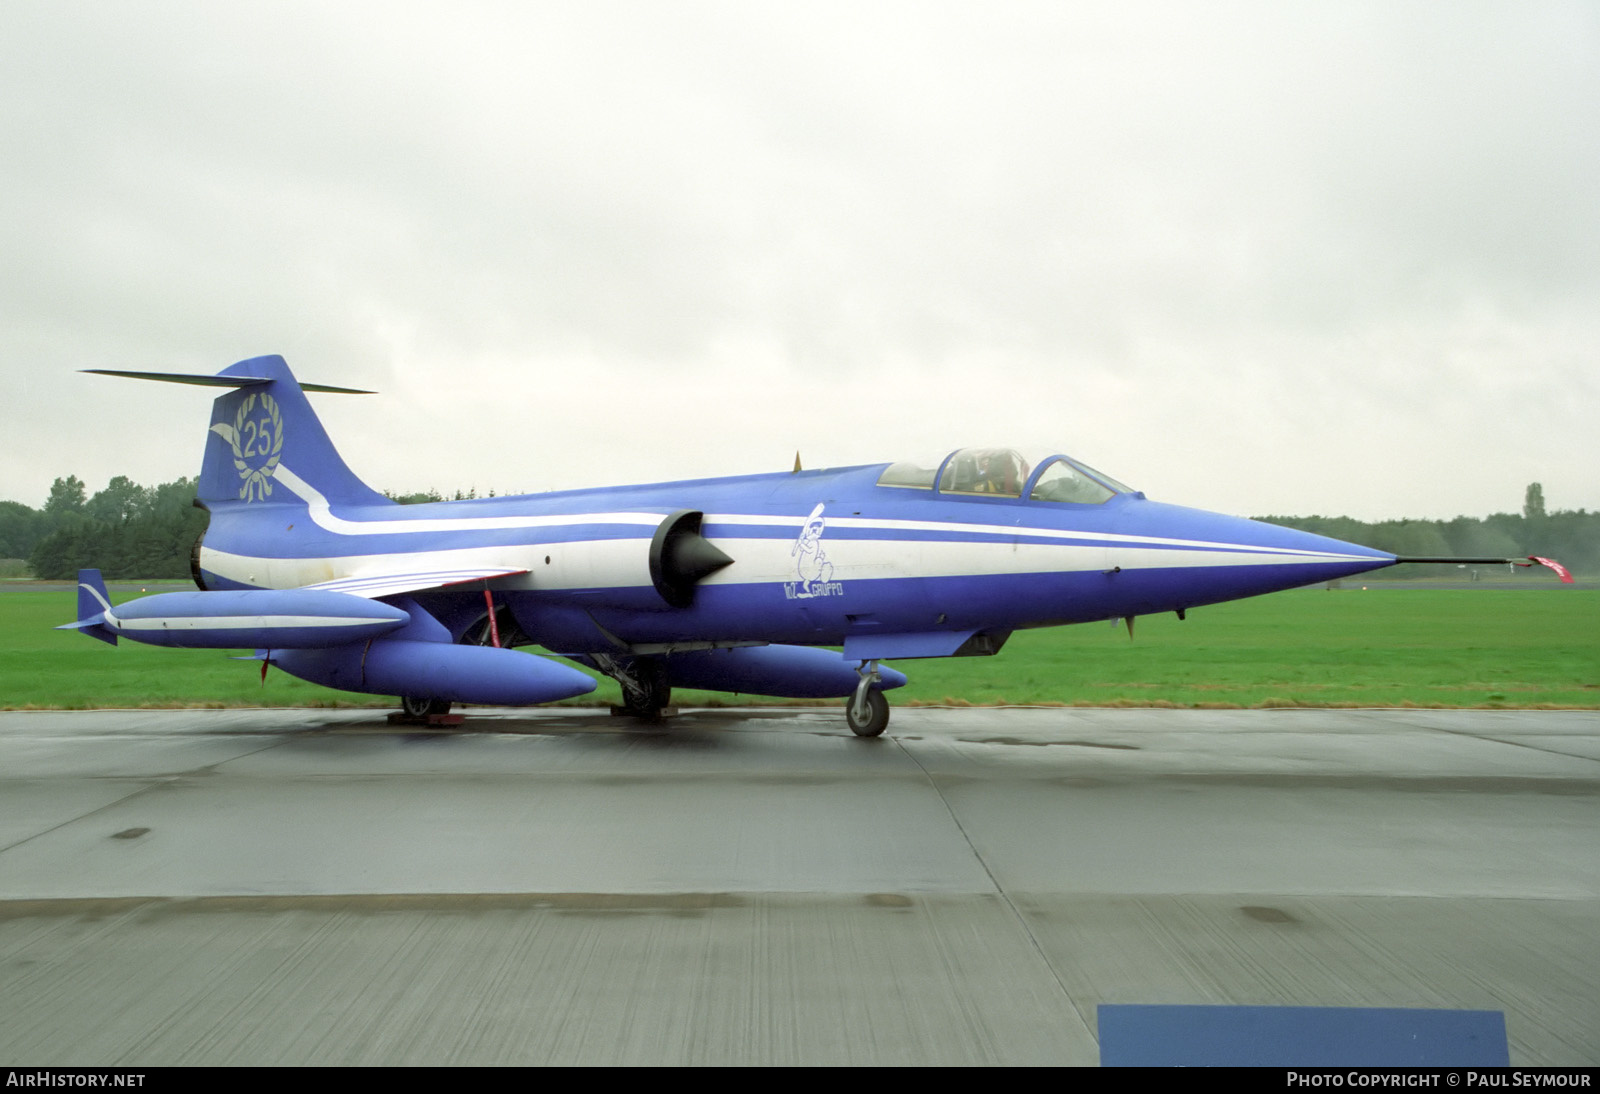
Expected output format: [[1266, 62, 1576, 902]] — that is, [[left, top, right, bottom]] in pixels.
[[876, 448, 1133, 504]]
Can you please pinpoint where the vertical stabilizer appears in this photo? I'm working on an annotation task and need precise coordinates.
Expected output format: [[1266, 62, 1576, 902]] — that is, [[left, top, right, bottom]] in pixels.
[[197, 355, 391, 511], [58, 568, 117, 644]]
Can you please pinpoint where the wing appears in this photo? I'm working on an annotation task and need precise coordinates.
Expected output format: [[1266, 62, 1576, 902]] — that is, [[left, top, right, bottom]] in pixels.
[[302, 567, 530, 599]]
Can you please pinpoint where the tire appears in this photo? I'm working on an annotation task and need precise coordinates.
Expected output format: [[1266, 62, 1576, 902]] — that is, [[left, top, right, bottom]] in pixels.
[[619, 659, 671, 718], [845, 689, 889, 737], [401, 696, 451, 718]]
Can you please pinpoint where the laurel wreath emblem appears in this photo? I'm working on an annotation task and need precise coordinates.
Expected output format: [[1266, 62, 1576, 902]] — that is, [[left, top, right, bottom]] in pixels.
[[231, 392, 284, 502]]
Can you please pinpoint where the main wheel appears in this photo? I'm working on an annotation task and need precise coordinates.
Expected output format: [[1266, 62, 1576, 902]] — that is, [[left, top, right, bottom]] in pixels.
[[618, 660, 671, 719], [845, 689, 889, 737], [401, 696, 452, 718]]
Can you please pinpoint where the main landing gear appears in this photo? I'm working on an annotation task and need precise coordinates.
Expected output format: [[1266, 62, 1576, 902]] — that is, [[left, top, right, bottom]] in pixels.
[[391, 606, 528, 725], [846, 661, 890, 737], [599, 656, 673, 721], [392, 695, 461, 726]]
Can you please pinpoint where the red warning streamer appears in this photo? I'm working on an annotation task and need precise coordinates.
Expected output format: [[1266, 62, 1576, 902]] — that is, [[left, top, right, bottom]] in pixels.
[[1527, 556, 1575, 584], [483, 584, 502, 647]]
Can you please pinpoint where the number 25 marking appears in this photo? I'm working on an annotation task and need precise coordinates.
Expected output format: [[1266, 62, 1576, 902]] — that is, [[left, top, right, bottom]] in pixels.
[[241, 418, 273, 458]]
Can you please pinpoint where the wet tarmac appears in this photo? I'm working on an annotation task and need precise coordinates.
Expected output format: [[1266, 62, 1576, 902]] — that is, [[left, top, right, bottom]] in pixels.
[[0, 705, 1595, 1065]]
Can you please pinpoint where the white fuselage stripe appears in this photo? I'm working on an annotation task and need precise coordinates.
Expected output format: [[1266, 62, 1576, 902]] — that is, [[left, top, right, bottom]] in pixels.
[[273, 466, 662, 534], [268, 464, 1373, 562], [200, 534, 1369, 594], [703, 513, 1371, 559]]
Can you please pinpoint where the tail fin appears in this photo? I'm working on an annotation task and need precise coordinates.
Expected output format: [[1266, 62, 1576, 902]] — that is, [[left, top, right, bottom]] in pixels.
[[56, 568, 117, 644], [198, 355, 390, 509], [90, 356, 389, 510]]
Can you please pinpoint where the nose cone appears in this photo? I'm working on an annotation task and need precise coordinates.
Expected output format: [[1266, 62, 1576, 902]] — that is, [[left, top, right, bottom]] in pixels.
[[1107, 500, 1394, 611]]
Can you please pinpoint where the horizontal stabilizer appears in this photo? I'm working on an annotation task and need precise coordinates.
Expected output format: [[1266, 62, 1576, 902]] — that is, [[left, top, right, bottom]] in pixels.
[[55, 617, 118, 644], [83, 369, 374, 394]]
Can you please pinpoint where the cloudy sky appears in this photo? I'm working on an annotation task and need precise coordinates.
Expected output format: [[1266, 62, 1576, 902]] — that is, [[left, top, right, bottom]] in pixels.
[[3, 1, 1595, 521]]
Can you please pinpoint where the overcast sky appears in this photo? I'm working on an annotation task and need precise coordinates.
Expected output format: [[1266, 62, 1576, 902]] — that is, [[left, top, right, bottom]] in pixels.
[[3, 1, 1595, 521]]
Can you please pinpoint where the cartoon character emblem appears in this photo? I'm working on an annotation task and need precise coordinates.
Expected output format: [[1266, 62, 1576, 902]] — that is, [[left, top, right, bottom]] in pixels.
[[786, 503, 843, 599], [210, 392, 284, 502]]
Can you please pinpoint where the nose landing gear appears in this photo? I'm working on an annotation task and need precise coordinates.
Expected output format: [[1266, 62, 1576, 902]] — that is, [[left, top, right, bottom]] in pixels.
[[846, 661, 890, 737]]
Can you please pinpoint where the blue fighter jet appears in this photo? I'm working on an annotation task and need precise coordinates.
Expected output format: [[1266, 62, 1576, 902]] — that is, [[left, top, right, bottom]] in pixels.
[[60, 355, 1573, 735]]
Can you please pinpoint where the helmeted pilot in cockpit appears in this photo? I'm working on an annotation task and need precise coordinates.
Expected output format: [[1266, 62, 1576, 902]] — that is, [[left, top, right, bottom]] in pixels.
[[948, 448, 1029, 496]]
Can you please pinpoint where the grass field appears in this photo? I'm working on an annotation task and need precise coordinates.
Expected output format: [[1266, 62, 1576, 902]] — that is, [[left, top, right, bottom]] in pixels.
[[2, 585, 1595, 710]]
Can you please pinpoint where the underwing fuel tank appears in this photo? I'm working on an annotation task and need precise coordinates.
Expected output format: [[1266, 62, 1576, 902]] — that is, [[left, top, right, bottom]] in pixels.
[[659, 645, 908, 699], [76, 588, 411, 649], [272, 640, 598, 706]]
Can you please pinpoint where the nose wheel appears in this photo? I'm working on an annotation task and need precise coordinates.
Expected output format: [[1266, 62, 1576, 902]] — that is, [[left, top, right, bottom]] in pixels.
[[846, 661, 890, 737], [845, 689, 889, 736]]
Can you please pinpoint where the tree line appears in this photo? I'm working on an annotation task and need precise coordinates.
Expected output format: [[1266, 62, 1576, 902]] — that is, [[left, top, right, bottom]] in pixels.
[[3, 476, 1594, 581], [5, 475, 210, 580]]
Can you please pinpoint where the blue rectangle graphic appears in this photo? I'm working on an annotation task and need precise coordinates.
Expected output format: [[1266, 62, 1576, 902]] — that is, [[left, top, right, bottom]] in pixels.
[[1098, 1004, 1509, 1067]]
